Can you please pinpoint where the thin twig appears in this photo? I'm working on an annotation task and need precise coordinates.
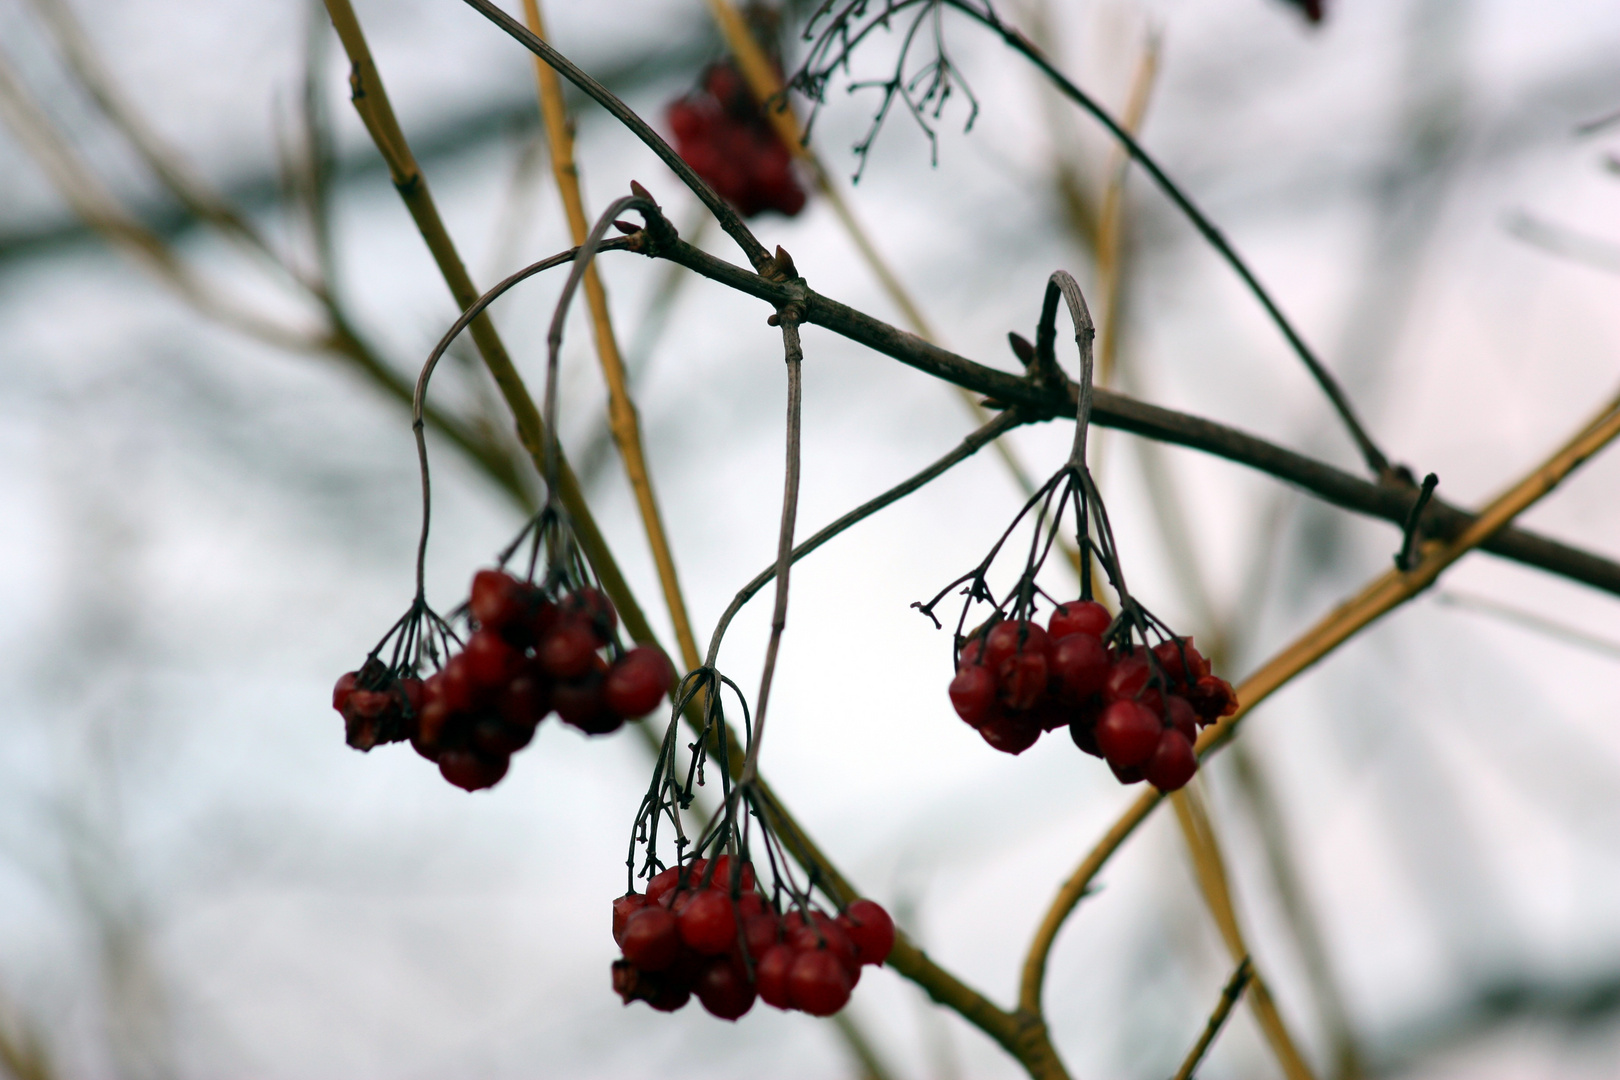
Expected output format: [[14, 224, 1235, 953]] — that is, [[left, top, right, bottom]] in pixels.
[[1434, 591, 1620, 661], [522, 0, 701, 671], [1022, 385, 1620, 1017], [1170, 957, 1253, 1080]]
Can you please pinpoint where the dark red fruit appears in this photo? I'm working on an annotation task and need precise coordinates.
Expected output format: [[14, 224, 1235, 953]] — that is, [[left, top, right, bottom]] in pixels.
[[1095, 700, 1162, 768], [332, 670, 358, 713], [1153, 637, 1210, 688], [737, 911, 780, 963], [1165, 695, 1198, 743], [604, 646, 674, 717], [979, 711, 1042, 755], [709, 854, 756, 893], [438, 653, 478, 712], [784, 912, 858, 978], [621, 906, 683, 972], [1069, 705, 1102, 757], [1049, 600, 1111, 639], [949, 664, 998, 728], [613, 893, 650, 946], [998, 649, 1049, 711], [470, 569, 522, 631], [839, 900, 895, 966], [678, 890, 737, 955], [553, 663, 622, 734], [565, 587, 617, 643], [497, 672, 550, 728], [463, 630, 517, 688], [789, 949, 852, 1016], [1051, 632, 1109, 702], [437, 748, 509, 791], [1104, 653, 1151, 702], [471, 715, 535, 756], [646, 866, 682, 904], [1188, 675, 1239, 722], [1144, 729, 1198, 793], [695, 956, 756, 1020], [539, 619, 600, 680], [1033, 697, 1072, 732], [612, 960, 690, 1012], [416, 694, 451, 751], [1108, 759, 1145, 784], [755, 944, 795, 1008], [984, 620, 1052, 672]]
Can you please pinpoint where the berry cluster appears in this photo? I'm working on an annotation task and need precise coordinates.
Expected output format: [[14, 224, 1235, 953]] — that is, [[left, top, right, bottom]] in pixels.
[[667, 63, 806, 219], [948, 599, 1237, 792], [611, 857, 894, 1020], [333, 568, 674, 792]]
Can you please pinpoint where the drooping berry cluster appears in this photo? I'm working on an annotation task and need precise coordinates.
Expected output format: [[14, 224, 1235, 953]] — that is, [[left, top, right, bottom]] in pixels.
[[667, 63, 806, 219], [948, 598, 1236, 791], [612, 856, 894, 1020], [333, 568, 674, 792]]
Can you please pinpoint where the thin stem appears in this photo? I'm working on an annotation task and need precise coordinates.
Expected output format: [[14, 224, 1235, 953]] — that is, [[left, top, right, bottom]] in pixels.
[[456, 0, 774, 274], [708, 408, 1023, 665], [1021, 385, 1620, 1016], [1171, 958, 1253, 1080], [950, 0, 1392, 478], [739, 311, 805, 787], [522, 0, 702, 671]]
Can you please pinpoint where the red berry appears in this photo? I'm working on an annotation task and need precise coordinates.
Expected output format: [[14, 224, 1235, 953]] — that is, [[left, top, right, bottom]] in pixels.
[[613, 893, 650, 946], [1069, 703, 1103, 757], [755, 944, 795, 1009], [471, 716, 535, 756], [437, 748, 509, 791], [463, 630, 517, 688], [839, 900, 895, 966], [497, 672, 550, 727], [948, 664, 998, 728], [1144, 729, 1198, 792], [554, 662, 622, 734], [565, 587, 617, 644], [621, 906, 683, 972], [984, 620, 1052, 672], [332, 670, 358, 713], [1051, 632, 1109, 702], [1109, 759, 1145, 784], [1153, 637, 1211, 687], [709, 854, 756, 893], [1049, 600, 1111, 639], [736, 910, 780, 963], [958, 636, 986, 667], [979, 711, 1042, 755], [469, 569, 522, 630], [1033, 697, 1072, 732], [695, 956, 756, 1020], [1165, 695, 1198, 743], [784, 912, 858, 979], [646, 866, 682, 905], [539, 619, 599, 680], [1188, 675, 1239, 722], [1104, 653, 1151, 701], [788, 949, 852, 1016], [604, 646, 674, 717], [415, 694, 452, 751], [1095, 700, 1162, 768], [678, 890, 738, 955], [997, 649, 1050, 711], [438, 652, 478, 712]]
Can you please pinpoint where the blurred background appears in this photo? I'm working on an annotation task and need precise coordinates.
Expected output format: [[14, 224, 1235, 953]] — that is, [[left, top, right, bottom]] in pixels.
[[1, 0, 1619, 1077]]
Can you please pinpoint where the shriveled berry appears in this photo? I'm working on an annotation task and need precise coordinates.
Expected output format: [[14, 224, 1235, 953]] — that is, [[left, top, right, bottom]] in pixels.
[[755, 944, 795, 1009], [695, 956, 756, 1020], [678, 890, 737, 955], [949, 664, 998, 728], [332, 670, 358, 713], [604, 646, 674, 717], [1188, 675, 1239, 722], [437, 748, 509, 791], [984, 620, 1052, 672], [1144, 729, 1198, 793], [1049, 599, 1111, 639], [621, 906, 683, 972], [1095, 699, 1162, 768], [789, 949, 852, 1016], [1052, 632, 1109, 702], [839, 900, 895, 966], [979, 711, 1042, 755], [611, 959, 691, 1012], [997, 649, 1049, 711], [613, 893, 650, 946]]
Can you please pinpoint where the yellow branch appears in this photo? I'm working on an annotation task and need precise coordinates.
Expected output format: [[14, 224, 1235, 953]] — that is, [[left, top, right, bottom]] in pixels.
[[1022, 385, 1620, 1016], [521, 0, 701, 672]]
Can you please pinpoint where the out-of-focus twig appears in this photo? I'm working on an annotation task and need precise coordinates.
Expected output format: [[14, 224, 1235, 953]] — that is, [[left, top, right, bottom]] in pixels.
[[1170, 957, 1252, 1080]]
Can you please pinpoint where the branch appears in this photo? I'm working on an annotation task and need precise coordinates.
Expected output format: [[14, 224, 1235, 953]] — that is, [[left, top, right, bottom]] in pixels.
[[1171, 958, 1253, 1080]]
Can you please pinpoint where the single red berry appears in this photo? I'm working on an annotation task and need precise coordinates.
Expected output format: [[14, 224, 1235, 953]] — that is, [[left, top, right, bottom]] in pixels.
[[783, 912, 858, 979], [788, 949, 852, 1016], [736, 910, 780, 964], [332, 670, 358, 713], [565, 587, 617, 644], [1051, 632, 1109, 702], [1152, 637, 1210, 688], [463, 630, 517, 688], [438, 652, 479, 712], [415, 694, 452, 752], [984, 620, 1052, 672], [678, 890, 738, 956], [979, 711, 1042, 755], [604, 646, 674, 717], [538, 619, 599, 680], [647, 866, 682, 905], [1144, 729, 1198, 792], [469, 569, 522, 630], [621, 906, 683, 972], [709, 854, 756, 893], [1165, 695, 1198, 743], [1049, 599, 1111, 639], [1109, 759, 1145, 784], [839, 900, 895, 966], [471, 716, 535, 756], [611, 959, 691, 1012], [1104, 653, 1151, 702], [1069, 702, 1103, 757], [958, 636, 986, 668], [695, 956, 756, 1020], [553, 662, 622, 734], [755, 944, 795, 1009], [997, 649, 1050, 711], [948, 664, 998, 728], [497, 671, 550, 728], [735, 891, 768, 921], [613, 893, 650, 946], [437, 748, 509, 791], [1095, 700, 1162, 768]]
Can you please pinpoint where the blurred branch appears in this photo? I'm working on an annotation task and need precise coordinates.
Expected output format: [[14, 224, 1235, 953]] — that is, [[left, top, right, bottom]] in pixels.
[[522, 0, 701, 671], [0, 994, 52, 1080], [1171, 787, 1317, 1080], [1503, 209, 1620, 275], [1023, 383, 1620, 1017], [1170, 957, 1252, 1080], [1433, 590, 1620, 661]]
